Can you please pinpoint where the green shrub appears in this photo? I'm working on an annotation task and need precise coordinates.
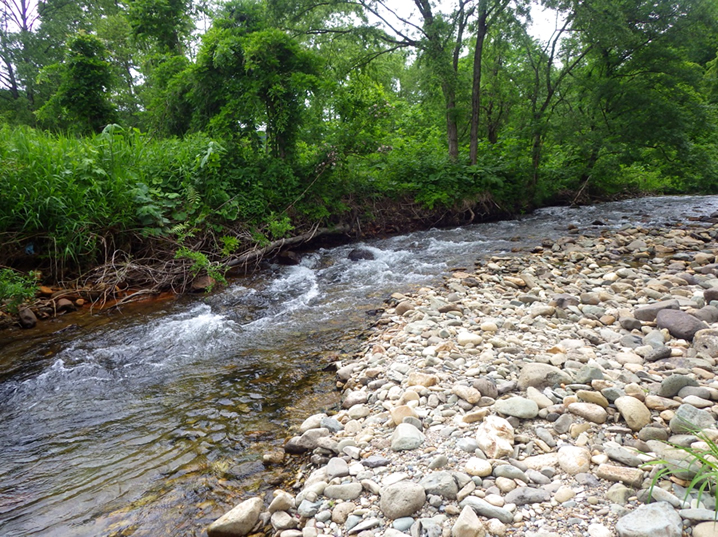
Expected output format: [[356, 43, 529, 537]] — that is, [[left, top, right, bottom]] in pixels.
[[0, 269, 37, 313]]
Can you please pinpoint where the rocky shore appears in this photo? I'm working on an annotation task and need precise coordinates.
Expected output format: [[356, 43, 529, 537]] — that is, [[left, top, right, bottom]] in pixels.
[[209, 215, 718, 537]]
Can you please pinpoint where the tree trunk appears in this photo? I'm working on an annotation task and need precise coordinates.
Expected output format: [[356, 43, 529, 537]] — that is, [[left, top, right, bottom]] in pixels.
[[469, 6, 488, 166], [445, 89, 459, 160], [529, 129, 542, 202]]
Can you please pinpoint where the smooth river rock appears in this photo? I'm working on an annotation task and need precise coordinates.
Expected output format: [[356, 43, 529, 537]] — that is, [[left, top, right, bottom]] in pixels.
[[615, 501, 682, 537], [380, 482, 426, 519], [208, 497, 264, 537]]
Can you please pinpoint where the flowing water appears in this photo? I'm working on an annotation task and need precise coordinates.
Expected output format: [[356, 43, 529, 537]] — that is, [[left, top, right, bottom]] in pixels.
[[1, 195, 718, 536]]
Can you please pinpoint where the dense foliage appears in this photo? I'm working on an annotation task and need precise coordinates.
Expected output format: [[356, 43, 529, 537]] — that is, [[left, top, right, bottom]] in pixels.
[[1, 0, 718, 291]]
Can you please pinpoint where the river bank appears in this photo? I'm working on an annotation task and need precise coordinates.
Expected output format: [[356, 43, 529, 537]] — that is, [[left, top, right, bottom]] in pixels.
[[209, 211, 718, 537]]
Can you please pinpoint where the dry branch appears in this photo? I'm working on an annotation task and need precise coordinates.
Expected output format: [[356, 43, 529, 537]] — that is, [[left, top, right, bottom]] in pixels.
[[227, 225, 351, 270]]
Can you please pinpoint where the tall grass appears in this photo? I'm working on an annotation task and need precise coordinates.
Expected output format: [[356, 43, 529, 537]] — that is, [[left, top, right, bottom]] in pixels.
[[0, 125, 229, 276]]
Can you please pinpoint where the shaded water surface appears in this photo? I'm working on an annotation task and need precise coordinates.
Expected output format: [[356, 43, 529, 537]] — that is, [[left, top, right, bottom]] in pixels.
[[1, 195, 718, 536]]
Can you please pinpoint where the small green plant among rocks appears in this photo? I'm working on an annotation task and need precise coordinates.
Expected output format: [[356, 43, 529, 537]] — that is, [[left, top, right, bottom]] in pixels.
[[645, 427, 718, 512], [0, 269, 37, 313]]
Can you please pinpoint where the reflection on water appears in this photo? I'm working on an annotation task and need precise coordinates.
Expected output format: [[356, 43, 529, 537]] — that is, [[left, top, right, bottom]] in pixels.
[[1, 195, 717, 535]]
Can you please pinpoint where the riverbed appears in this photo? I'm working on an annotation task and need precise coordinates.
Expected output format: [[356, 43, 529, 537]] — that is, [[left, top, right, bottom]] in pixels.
[[1, 195, 717, 536]]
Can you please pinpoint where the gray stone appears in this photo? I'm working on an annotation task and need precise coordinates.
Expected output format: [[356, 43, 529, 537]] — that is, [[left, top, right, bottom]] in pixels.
[[615, 501, 682, 537], [208, 497, 264, 537], [679, 508, 718, 522], [645, 346, 672, 362], [271, 511, 298, 531], [574, 365, 605, 384], [391, 423, 425, 451], [493, 464, 528, 482], [694, 329, 718, 358], [634, 300, 680, 322], [504, 487, 550, 505], [320, 417, 344, 432], [658, 374, 699, 398], [694, 306, 718, 324], [363, 455, 391, 468], [457, 438, 480, 453], [284, 428, 331, 454], [297, 500, 322, 518], [459, 496, 514, 524], [606, 483, 632, 505], [669, 404, 716, 434], [605, 446, 643, 468], [326, 457, 350, 479], [324, 482, 363, 500], [638, 427, 669, 442], [656, 309, 708, 341], [380, 482, 426, 519], [473, 378, 499, 399], [420, 471, 459, 500], [620, 317, 643, 331], [553, 413, 573, 434], [429, 454, 449, 469], [518, 363, 573, 390], [343, 390, 368, 408], [348, 518, 380, 535], [393, 517, 415, 532], [637, 488, 682, 508], [495, 397, 539, 419]]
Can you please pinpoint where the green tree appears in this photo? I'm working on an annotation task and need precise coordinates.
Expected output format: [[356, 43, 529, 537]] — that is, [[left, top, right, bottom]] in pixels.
[[36, 31, 117, 133]]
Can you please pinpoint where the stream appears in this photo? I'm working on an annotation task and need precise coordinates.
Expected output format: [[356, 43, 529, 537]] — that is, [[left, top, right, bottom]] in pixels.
[[1, 195, 718, 536]]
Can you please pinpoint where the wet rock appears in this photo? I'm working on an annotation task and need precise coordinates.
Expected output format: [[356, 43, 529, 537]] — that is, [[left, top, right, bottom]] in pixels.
[[656, 309, 708, 341], [348, 248, 375, 261], [17, 306, 37, 328], [615, 501, 682, 537], [208, 497, 264, 537]]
